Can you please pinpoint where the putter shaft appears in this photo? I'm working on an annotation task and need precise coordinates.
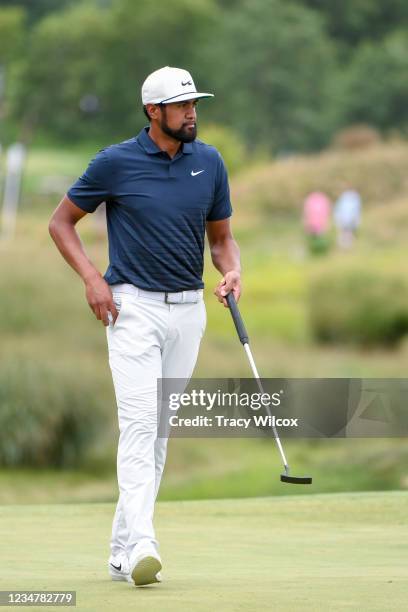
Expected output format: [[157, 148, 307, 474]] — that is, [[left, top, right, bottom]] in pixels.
[[243, 343, 289, 473], [226, 292, 312, 484]]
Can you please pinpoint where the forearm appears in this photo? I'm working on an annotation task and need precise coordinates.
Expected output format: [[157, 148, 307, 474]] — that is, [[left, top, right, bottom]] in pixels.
[[210, 237, 241, 276], [49, 220, 101, 284]]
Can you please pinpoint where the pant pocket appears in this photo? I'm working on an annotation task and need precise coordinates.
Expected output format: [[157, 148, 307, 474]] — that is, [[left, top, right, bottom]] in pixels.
[[111, 293, 125, 326], [113, 295, 122, 312]]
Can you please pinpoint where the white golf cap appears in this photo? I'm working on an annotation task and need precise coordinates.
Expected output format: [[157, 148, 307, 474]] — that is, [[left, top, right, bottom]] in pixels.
[[141, 66, 214, 105]]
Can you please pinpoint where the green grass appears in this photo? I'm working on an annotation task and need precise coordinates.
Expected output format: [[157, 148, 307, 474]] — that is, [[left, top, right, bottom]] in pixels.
[[0, 439, 406, 505], [1, 493, 407, 611], [21, 147, 99, 196]]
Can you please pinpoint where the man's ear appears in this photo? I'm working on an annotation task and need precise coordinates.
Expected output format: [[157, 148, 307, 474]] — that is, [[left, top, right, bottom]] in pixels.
[[146, 104, 160, 120]]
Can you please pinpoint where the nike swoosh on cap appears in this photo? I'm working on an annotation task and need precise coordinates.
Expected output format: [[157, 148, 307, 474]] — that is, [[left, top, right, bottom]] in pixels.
[[191, 170, 205, 176]]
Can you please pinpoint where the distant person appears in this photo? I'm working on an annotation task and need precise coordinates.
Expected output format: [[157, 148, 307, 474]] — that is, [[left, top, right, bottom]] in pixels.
[[303, 191, 331, 254], [334, 188, 361, 249]]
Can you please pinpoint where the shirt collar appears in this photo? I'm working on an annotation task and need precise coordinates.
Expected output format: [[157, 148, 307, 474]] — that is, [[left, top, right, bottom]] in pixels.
[[138, 127, 193, 156]]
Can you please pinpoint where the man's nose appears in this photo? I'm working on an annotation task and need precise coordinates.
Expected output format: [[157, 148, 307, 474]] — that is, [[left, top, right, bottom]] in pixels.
[[186, 104, 196, 120]]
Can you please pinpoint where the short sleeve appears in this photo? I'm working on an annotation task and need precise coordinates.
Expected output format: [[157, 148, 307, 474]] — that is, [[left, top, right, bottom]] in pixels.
[[67, 149, 111, 213], [206, 152, 233, 221]]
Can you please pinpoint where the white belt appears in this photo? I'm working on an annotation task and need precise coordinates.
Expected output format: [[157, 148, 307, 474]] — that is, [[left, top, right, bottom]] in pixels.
[[110, 283, 203, 304]]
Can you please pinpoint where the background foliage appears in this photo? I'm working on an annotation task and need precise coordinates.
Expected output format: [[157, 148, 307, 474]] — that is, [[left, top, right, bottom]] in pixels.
[[1, 0, 408, 150]]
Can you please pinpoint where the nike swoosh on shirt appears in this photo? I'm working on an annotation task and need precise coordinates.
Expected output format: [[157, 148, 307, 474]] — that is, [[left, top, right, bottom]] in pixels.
[[191, 170, 205, 176], [110, 563, 121, 571]]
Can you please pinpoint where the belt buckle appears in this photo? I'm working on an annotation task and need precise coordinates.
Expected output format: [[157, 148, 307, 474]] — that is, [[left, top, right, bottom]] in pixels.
[[165, 291, 183, 304]]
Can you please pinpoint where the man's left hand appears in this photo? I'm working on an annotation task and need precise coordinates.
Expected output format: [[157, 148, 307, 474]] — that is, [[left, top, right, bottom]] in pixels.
[[214, 270, 241, 307]]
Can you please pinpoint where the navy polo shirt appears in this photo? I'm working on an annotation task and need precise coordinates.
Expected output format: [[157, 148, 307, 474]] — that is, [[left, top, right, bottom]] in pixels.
[[67, 127, 232, 291]]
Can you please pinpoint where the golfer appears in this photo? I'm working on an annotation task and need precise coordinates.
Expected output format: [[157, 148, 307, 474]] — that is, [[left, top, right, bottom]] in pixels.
[[49, 66, 241, 587]]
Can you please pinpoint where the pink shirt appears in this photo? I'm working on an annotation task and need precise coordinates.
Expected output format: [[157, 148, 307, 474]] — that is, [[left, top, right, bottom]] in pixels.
[[303, 192, 331, 234]]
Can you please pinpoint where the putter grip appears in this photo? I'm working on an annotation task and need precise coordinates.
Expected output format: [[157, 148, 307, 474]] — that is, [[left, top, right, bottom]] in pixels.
[[226, 293, 249, 345]]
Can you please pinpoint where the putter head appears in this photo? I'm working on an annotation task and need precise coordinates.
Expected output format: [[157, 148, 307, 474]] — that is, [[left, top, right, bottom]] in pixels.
[[280, 474, 312, 485]]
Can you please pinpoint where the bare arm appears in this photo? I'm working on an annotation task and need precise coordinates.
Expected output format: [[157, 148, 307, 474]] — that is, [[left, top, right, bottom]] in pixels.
[[206, 218, 241, 307], [49, 195, 118, 326]]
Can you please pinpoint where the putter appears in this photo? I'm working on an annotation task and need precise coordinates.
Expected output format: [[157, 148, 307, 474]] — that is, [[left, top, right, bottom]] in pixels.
[[226, 292, 312, 485]]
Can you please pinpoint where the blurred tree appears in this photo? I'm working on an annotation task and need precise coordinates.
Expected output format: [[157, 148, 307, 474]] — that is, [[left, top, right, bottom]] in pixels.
[[8, 0, 407, 150], [0, 7, 25, 63], [0, 7, 25, 139], [12, 0, 217, 141], [0, 0, 74, 24], [199, 124, 247, 174], [206, 0, 338, 152], [11, 2, 113, 141], [299, 0, 408, 49], [342, 30, 408, 131]]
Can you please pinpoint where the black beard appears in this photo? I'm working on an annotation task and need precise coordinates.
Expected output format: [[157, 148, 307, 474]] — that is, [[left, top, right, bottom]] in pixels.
[[160, 111, 197, 143]]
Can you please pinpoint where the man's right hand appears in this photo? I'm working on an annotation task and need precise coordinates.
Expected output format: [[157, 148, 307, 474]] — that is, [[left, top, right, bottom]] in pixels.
[[84, 272, 118, 326]]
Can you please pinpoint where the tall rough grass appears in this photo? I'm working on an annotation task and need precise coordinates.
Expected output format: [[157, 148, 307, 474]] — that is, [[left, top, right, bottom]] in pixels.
[[309, 265, 408, 346], [0, 354, 108, 467], [232, 141, 408, 216]]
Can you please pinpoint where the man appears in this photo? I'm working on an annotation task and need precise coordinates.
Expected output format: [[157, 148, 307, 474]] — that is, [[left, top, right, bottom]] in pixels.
[[334, 186, 362, 249], [49, 66, 241, 587]]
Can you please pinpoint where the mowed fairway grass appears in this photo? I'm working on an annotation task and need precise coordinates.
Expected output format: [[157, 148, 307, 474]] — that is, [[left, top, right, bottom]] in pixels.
[[1, 492, 407, 611]]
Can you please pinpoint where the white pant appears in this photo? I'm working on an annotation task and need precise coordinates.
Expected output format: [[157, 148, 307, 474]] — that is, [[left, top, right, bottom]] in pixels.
[[106, 285, 206, 561]]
